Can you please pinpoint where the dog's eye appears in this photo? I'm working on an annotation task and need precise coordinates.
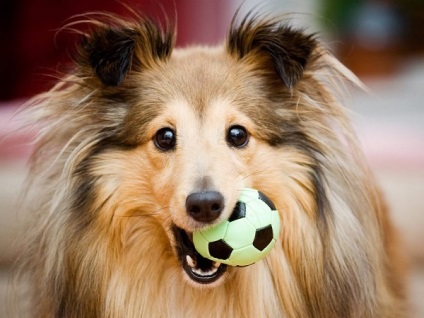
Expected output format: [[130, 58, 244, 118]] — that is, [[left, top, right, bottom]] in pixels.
[[227, 125, 249, 148], [154, 127, 176, 151]]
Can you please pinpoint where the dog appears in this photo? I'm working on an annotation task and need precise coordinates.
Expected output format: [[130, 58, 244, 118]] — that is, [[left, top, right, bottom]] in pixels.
[[17, 10, 407, 317]]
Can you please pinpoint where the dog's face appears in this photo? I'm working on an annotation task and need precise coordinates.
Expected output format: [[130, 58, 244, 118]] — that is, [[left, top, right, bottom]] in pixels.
[[88, 49, 277, 285], [66, 15, 320, 287], [136, 62, 255, 283], [142, 49, 317, 284]]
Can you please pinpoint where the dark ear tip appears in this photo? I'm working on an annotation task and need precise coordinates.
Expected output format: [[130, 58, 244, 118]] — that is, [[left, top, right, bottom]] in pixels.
[[227, 15, 317, 88], [95, 68, 126, 86], [82, 28, 136, 87], [75, 16, 175, 87]]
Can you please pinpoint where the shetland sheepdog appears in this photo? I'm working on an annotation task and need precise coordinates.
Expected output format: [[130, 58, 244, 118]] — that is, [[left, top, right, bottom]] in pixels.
[[17, 10, 407, 317]]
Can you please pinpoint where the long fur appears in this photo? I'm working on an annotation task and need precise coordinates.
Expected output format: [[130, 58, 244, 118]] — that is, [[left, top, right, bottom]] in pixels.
[[16, 11, 407, 317]]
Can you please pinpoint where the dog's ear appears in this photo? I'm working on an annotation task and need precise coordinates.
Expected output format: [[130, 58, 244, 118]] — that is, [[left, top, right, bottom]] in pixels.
[[77, 18, 174, 86], [227, 14, 317, 89]]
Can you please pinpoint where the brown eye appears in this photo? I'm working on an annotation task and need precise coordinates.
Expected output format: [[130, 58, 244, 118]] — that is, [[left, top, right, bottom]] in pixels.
[[154, 127, 176, 151], [227, 125, 249, 148]]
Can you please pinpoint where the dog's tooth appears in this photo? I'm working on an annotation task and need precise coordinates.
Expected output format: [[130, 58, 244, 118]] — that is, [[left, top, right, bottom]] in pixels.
[[213, 262, 221, 268], [186, 255, 196, 268]]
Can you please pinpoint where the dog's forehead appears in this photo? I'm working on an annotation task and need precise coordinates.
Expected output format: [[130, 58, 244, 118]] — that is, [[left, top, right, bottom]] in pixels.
[[170, 46, 229, 75], [144, 46, 262, 113], [167, 47, 232, 100]]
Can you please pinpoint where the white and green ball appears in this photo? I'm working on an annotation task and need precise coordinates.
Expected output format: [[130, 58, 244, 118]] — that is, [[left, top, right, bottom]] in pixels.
[[193, 188, 280, 267]]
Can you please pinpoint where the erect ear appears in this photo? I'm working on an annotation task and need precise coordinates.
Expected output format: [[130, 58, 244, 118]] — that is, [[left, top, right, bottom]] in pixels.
[[76, 17, 174, 86], [227, 13, 317, 89]]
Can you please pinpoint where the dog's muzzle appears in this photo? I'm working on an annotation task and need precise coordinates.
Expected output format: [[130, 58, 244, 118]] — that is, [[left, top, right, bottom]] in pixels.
[[172, 226, 227, 284]]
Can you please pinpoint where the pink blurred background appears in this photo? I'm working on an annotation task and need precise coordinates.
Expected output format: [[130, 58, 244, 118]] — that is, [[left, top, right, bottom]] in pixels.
[[1, 0, 423, 316]]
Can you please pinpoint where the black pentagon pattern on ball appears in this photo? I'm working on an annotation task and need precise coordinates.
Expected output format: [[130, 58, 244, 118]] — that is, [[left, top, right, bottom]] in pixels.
[[253, 224, 274, 251], [257, 191, 276, 210], [209, 240, 233, 260], [228, 201, 246, 222]]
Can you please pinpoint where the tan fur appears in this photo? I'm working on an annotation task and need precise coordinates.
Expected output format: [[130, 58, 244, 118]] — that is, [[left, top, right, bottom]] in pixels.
[[16, 12, 407, 317]]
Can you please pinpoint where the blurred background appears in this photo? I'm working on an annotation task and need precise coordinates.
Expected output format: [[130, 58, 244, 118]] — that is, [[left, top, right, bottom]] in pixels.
[[0, 0, 423, 316]]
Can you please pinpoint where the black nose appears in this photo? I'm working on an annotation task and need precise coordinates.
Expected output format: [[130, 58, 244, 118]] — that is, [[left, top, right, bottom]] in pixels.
[[186, 191, 224, 223]]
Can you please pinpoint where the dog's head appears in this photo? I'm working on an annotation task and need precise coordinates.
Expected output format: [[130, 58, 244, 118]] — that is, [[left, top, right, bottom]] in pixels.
[[36, 13, 336, 288], [22, 9, 406, 317]]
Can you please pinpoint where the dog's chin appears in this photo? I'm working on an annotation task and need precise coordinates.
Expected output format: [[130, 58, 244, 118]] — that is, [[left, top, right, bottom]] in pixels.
[[172, 225, 228, 286]]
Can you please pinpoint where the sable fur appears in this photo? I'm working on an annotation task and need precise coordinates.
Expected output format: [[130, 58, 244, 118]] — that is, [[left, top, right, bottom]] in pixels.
[[16, 11, 407, 317]]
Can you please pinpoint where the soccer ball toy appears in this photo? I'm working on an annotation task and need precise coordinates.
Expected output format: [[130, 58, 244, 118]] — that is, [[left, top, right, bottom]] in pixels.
[[193, 188, 280, 267]]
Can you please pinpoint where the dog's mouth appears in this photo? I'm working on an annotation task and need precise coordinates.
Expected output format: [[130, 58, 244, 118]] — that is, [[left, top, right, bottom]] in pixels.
[[172, 225, 227, 284]]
